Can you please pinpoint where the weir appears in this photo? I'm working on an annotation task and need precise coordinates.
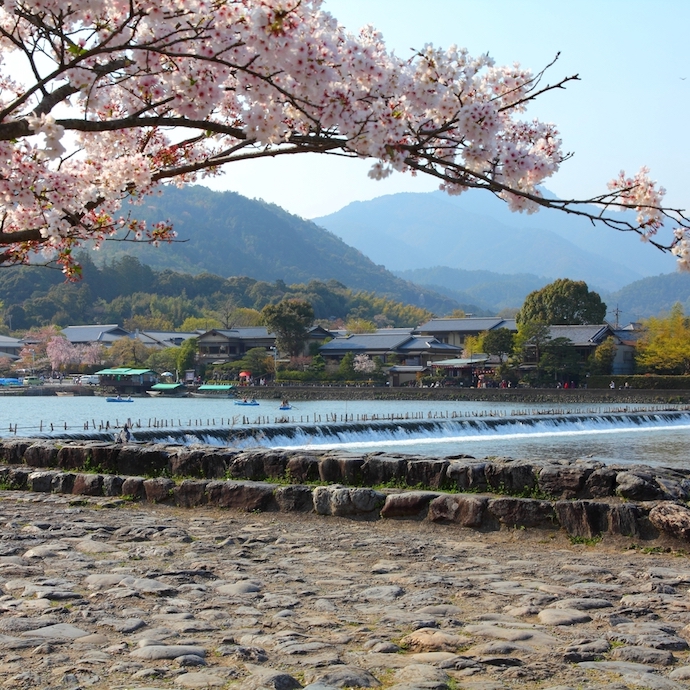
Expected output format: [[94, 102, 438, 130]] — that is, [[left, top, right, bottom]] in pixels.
[[32, 409, 690, 449]]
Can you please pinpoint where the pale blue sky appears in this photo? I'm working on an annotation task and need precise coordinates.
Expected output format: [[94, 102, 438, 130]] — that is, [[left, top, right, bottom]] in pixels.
[[203, 0, 690, 221]]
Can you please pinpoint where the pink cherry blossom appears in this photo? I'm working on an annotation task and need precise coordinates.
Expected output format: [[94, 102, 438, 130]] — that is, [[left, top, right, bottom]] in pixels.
[[0, 0, 685, 277]]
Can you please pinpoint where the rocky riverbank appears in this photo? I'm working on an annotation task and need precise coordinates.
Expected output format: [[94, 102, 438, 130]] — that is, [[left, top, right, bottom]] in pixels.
[[4, 437, 690, 545], [4, 439, 690, 688]]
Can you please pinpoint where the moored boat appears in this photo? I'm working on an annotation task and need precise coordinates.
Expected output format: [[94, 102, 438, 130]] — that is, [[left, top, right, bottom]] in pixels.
[[190, 384, 236, 399]]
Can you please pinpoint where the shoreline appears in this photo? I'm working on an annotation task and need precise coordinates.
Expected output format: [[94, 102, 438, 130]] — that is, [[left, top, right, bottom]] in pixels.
[[6, 384, 690, 404]]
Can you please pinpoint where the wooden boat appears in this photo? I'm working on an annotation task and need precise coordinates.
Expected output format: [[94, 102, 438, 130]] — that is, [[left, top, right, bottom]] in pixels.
[[190, 384, 236, 399], [106, 396, 134, 403]]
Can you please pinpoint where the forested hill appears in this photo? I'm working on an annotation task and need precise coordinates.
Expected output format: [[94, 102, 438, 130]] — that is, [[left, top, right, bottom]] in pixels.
[[88, 185, 458, 314], [0, 255, 461, 332], [606, 272, 690, 323]]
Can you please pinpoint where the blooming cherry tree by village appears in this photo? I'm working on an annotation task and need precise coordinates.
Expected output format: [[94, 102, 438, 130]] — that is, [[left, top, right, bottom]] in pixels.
[[0, 0, 688, 278], [353, 353, 376, 374]]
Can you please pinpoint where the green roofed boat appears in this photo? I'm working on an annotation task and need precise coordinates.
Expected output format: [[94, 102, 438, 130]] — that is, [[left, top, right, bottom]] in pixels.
[[190, 384, 237, 399], [147, 383, 188, 397]]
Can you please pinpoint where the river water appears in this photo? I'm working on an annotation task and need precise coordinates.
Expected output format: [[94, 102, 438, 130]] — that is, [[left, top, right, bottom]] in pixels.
[[1, 395, 689, 468]]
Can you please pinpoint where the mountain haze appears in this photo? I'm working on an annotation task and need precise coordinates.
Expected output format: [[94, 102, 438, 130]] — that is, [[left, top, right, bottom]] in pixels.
[[395, 266, 549, 312], [94, 185, 459, 314], [314, 191, 677, 292]]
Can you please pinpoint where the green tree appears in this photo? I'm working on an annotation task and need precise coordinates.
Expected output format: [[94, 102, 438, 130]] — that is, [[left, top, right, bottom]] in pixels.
[[260, 299, 314, 357], [179, 316, 223, 331], [517, 279, 606, 325], [514, 321, 552, 366], [338, 352, 356, 379], [345, 318, 377, 334], [107, 338, 155, 367], [636, 303, 690, 374], [540, 337, 580, 383], [145, 347, 180, 375], [483, 328, 515, 359], [176, 337, 198, 374], [309, 353, 326, 374], [588, 336, 617, 375]]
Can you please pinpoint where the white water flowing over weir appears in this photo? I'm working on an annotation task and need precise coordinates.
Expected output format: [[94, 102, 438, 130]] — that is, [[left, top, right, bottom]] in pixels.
[[7, 397, 690, 468]]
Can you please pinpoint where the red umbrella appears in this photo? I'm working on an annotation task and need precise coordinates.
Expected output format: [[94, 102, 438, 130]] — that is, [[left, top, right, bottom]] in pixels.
[[239, 371, 251, 377]]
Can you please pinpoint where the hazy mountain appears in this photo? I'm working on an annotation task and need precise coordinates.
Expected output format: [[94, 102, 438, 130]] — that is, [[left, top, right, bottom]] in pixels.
[[605, 272, 690, 325], [395, 266, 550, 312], [92, 185, 460, 314], [313, 190, 677, 292]]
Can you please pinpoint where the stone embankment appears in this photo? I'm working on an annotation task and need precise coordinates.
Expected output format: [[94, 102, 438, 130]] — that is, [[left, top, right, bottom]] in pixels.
[[3, 438, 690, 546], [4, 441, 690, 688]]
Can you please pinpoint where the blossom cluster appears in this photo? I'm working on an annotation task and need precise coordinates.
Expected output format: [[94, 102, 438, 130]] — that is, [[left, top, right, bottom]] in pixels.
[[0, 0, 685, 274]]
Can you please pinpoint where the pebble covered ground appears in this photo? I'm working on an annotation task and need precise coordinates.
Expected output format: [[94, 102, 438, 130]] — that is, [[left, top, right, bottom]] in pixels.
[[2, 490, 690, 690]]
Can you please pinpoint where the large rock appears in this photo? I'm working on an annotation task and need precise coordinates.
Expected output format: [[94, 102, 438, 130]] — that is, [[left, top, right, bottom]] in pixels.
[[28, 470, 58, 493], [174, 480, 209, 508], [226, 453, 266, 480], [485, 461, 537, 494], [72, 473, 104, 496], [117, 446, 169, 477], [445, 461, 487, 491], [274, 485, 314, 512], [554, 500, 610, 538], [361, 455, 406, 486], [121, 476, 145, 499], [584, 466, 618, 498], [405, 458, 448, 488], [169, 449, 227, 478], [616, 471, 663, 501], [23, 442, 58, 468], [102, 474, 124, 496], [0, 439, 31, 464], [319, 454, 364, 484], [428, 494, 487, 527], [487, 497, 556, 528], [205, 480, 277, 512], [608, 503, 644, 537], [381, 491, 440, 519], [55, 445, 90, 470], [51, 472, 76, 494], [285, 454, 320, 483], [81, 444, 121, 473], [649, 502, 690, 540], [143, 477, 176, 503], [313, 485, 384, 516], [261, 450, 289, 479], [538, 465, 590, 498]]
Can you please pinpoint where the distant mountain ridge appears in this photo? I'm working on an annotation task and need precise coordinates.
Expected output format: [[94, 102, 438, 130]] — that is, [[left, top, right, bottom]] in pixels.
[[83, 184, 688, 322], [92, 185, 461, 315], [394, 266, 549, 312], [313, 190, 678, 292]]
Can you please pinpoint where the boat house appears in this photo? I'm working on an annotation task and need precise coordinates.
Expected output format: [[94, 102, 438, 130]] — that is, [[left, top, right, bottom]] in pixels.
[[95, 368, 158, 395]]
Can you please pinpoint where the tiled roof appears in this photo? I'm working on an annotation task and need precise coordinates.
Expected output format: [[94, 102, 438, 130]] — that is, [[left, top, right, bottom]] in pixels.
[[319, 332, 413, 352], [416, 318, 516, 333], [200, 328, 273, 339], [62, 324, 130, 343], [548, 324, 612, 346]]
